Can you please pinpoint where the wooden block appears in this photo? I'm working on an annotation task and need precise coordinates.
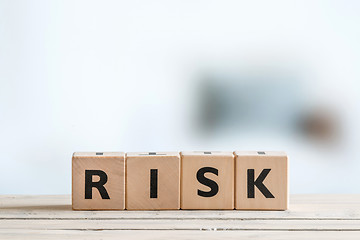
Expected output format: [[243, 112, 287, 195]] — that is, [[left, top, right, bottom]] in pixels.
[[126, 152, 180, 210], [181, 151, 234, 209], [72, 152, 125, 210], [234, 151, 288, 210]]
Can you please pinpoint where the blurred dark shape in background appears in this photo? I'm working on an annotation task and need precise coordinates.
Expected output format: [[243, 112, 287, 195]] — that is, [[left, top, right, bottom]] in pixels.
[[297, 108, 339, 145], [194, 71, 340, 146]]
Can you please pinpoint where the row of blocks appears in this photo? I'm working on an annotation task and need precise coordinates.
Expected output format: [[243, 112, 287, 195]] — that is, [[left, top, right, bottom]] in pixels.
[[72, 151, 288, 210]]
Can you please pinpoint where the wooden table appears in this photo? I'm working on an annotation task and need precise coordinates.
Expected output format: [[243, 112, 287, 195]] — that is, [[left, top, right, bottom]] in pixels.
[[0, 195, 359, 239]]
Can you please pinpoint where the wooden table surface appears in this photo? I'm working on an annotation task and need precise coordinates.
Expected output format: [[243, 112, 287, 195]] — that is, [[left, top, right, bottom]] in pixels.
[[0, 195, 359, 239]]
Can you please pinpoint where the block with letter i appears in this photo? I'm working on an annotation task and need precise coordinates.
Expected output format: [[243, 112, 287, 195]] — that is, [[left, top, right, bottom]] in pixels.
[[72, 152, 125, 210], [235, 151, 288, 210], [126, 152, 180, 210], [181, 151, 234, 210]]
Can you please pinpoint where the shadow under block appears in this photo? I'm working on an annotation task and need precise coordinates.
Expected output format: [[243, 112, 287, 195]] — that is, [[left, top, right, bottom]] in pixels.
[[126, 152, 180, 210], [235, 151, 288, 210], [181, 151, 234, 210], [72, 152, 125, 210]]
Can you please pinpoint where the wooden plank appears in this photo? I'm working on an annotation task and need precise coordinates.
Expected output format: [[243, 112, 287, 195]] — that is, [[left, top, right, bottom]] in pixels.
[[0, 195, 359, 220], [0, 195, 359, 239], [0, 219, 360, 231], [0, 230, 359, 240]]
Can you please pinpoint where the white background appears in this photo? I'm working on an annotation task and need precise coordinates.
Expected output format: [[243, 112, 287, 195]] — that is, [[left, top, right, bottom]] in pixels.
[[1, 0, 360, 194]]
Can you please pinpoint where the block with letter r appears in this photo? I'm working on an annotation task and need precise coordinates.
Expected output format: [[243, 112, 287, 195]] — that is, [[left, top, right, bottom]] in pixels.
[[72, 152, 125, 210]]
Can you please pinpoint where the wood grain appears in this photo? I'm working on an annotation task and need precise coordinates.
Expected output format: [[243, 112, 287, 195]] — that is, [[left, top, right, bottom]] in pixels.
[[0, 230, 359, 240], [126, 152, 180, 210], [72, 152, 125, 210], [0, 195, 359, 239], [181, 151, 234, 210], [234, 151, 288, 210]]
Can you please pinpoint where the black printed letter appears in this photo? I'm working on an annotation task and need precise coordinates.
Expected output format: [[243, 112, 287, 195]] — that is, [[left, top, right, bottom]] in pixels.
[[150, 169, 158, 198], [197, 167, 219, 197], [85, 170, 110, 199], [247, 169, 274, 198]]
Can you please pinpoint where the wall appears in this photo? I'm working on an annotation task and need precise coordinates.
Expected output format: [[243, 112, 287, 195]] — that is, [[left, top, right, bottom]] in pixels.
[[1, 0, 360, 194]]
